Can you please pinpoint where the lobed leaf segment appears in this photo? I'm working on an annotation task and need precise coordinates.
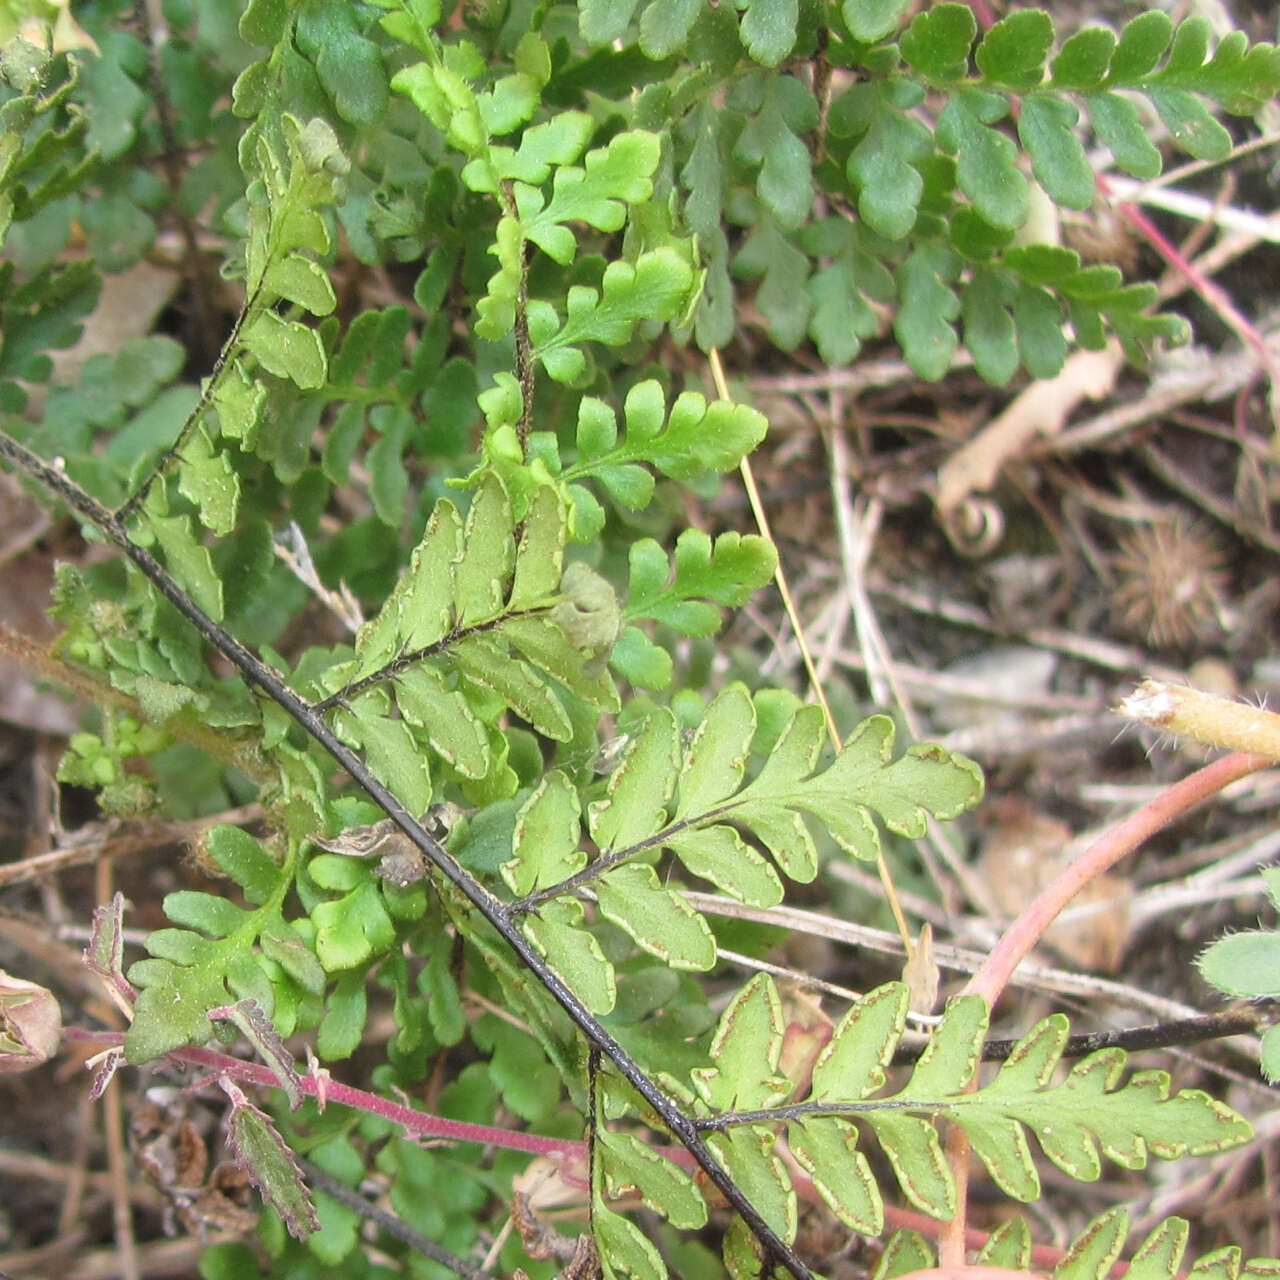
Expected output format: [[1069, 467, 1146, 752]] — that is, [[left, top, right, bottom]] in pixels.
[[0, 42, 99, 414], [392, 42, 700, 384], [505, 686, 982, 1013], [308, 411, 774, 799], [875, 1209, 1280, 1280], [589, 975, 1253, 1280]]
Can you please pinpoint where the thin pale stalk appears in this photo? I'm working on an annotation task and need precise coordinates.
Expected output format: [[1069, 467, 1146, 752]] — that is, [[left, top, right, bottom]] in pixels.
[[709, 349, 915, 953]]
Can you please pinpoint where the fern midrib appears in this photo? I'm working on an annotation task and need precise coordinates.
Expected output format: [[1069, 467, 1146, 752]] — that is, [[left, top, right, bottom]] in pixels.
[[509, 795, 747, 914], [311, 603, 553, 712], [689, 1080, 1214, 1137]]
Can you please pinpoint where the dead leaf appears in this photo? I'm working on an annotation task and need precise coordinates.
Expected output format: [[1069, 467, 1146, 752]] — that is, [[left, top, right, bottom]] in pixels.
[[40, 259, 180, 406], [0, 540, 81, 735], [936, 343, 1124, 515], [512, 1153, 589, 1212], [903, 924, 939, 1015], [980, 799, 1130, 973], [132, 1098, 209, 1192], [511, 1190, 582, 1264], [777, 984, 833, 1098]]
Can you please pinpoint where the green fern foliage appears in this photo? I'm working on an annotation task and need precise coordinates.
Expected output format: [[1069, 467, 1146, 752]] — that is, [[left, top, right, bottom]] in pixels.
[[563, 383, 768, 531], [0, 36, 94, 251], [638, 977, 1247, 1263], [890, 1208, 1280, 1280], [581, 975, 1252, 1279], [393, 50, 698, 379], [505, 689, 982, 1012], [311, 473, 618, 807], [696, 5, 1276, 374]]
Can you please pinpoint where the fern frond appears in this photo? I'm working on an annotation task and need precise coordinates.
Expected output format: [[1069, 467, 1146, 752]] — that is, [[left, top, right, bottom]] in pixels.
[[883, 1209, 1280, 1280], [312, 475, 619, 806], [687, 977, 1251, 1230], [503, 688, 981, 1011]]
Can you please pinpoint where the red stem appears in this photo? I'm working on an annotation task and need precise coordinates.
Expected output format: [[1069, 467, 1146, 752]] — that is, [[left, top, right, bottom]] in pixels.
[[65, 1028, 583, 1159], [66, 1030, 1092, 1270], [1102, 183, 1280, 416], [72, 755, 1267, 1268], [964, 750, 1269, 1007]]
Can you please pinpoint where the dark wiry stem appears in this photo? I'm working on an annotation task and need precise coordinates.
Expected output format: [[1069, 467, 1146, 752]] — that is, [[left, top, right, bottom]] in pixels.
[[0, 428, 815, 1280], [587, 1044, 601, 1241], [298, 1157, 494, 1278], [500, 180, 536, 455], [810, 28, 833, 170], [698, 1004, 1275, 1131], [944, 1004, 1273, 1068], [510, 801, 741, 916]]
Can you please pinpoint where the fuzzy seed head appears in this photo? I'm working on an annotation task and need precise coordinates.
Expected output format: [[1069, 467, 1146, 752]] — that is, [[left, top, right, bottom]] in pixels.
[[1110, 518, 1230, 648]]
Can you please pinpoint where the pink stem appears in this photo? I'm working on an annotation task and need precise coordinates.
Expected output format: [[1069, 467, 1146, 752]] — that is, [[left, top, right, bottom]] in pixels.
[[965, 750, 1269, 1006], [1101, 183, 1279, 423], [966, 0, 995, 31], [937, 750, 1269, 1265], [72, 749, 1266, 1267], [66, 1027, 583, 1159], [67, 1032, 1106, 1271]]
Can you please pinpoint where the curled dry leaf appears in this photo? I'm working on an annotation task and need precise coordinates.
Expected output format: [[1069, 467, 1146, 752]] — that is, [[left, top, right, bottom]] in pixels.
[[512, 1189, 585, 1264], [903, 923, 940, 1015], [312, 803, 462, 887], [512, 1152, 591, 1212], [0, 969, 62, 1073], [777, 984, 834, 1099], [131, 1096, 260, 1236], [936, 343, 1124, 516]]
